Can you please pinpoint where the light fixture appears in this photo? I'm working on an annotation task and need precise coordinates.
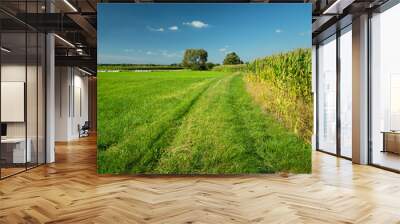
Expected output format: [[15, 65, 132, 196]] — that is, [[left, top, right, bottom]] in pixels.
[[78, 67, 93, 76], [54, 34, 75, 48], [322, 0, 354, 15], [1, 47, 11, 53], [63, 0, 78, 12]]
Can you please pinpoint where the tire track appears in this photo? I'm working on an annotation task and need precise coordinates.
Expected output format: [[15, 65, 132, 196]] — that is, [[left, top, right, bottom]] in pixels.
[[124, 75, 227, 172]]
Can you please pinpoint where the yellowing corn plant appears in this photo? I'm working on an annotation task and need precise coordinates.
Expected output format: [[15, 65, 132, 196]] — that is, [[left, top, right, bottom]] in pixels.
[[246, 48, 312, 143]]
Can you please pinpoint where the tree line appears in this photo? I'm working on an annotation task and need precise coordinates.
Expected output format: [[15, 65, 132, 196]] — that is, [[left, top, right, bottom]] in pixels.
[[182, 48, 243, 71]]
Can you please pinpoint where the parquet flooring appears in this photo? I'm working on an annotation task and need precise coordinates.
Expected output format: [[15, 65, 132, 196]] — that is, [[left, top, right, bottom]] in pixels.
[[1, 135, 400, 223]]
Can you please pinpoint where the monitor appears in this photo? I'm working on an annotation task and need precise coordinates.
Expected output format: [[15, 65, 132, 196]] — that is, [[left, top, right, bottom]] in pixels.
[[1, 123, 7, 137]]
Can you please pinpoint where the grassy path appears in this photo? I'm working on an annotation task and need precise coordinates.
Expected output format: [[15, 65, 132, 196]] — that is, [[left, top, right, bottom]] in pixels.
[[98, 71, 311, 174]]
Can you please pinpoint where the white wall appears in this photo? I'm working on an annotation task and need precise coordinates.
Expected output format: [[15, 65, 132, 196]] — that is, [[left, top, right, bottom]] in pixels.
[[55, 67, 89, 141]]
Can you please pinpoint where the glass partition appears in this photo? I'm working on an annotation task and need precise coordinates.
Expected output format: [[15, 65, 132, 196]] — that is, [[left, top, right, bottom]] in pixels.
[[370, 3, 400, 171], [317, 34, 337, 154], [0, 2, 46, 179], [1, 31, 28, 177], [27, 31, 38, 169]]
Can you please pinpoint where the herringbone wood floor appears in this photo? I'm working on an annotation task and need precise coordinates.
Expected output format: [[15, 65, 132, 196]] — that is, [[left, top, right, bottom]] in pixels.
[[1, 135, 400, 224]]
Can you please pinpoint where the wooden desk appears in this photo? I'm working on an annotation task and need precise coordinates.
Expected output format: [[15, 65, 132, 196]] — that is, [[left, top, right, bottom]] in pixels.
[[381, 131, 400, 154]]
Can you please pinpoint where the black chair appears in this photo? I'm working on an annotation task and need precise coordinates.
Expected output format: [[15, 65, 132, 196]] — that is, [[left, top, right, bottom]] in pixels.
[[79, 121, 90, 138]]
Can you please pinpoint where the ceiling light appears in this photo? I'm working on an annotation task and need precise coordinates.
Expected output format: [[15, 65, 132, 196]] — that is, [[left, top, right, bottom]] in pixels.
[[1, 47, 11, 53], [322, 0, 355, 15], [54, 34, 75, 48], [63, 0, 78, 12]]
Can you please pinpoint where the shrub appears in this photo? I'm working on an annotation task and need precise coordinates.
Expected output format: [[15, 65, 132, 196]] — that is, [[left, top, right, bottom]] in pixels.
[[212, 64, 248, 73]]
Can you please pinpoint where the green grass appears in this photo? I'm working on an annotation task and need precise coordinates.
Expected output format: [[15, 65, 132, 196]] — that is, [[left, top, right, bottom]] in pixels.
[[97, 70, 311, 174]]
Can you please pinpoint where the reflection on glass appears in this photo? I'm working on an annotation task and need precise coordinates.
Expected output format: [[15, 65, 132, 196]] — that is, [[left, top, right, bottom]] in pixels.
[[38, 33, 46, 165], [371, 3, 400, 171], [27, 31, 38, 169], [1, 32, 27, 177], [340, 26, 352, 158], [318, 35, 337, 154]]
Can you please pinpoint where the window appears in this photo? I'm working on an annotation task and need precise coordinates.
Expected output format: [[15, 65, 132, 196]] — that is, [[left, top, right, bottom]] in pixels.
[[370, 2, 400, 171], [317, 35, 337, 154], [339, 26, 352, 158]]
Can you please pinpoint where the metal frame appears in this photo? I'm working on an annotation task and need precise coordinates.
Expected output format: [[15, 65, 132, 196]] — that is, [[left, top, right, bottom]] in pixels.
[[336, 26, 341, 158], [367, 0, 400, 172], [315, 21, 353, 161]]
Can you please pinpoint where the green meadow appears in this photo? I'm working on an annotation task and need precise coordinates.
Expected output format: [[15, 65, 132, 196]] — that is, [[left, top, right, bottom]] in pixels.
[[97, 70, 311, 174]]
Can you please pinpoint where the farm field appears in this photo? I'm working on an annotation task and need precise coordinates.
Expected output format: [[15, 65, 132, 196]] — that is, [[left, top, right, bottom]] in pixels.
[[97, 70, 311, 174]]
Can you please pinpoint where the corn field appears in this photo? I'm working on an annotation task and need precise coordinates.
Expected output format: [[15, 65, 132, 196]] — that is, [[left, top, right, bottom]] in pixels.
[[246, 48, 313, 143]]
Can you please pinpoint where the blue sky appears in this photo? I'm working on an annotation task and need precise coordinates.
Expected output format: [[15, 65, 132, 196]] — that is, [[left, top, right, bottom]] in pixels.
[[98, 4, 311, 64]]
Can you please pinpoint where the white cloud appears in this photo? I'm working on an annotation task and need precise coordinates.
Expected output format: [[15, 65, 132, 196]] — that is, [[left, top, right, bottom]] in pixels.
[[219, 45, 232, 53], [183, 20, 209, 29], [298, 30, 311, 36], [147, 26, 164, 32], [160, 50, 180, 58], [169, 26, 179, 31], [146, 51, 155, 55], [123, 49, 143, 53], [275, 29, 283, 33]]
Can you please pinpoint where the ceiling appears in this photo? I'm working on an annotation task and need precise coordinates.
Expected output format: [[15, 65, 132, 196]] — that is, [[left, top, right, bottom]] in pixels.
[[1, 0, 393, 73]]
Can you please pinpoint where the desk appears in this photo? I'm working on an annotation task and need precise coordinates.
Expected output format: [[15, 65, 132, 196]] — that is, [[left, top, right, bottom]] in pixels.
[[381, 131, 400, 154], [1, 138, 31, 163]]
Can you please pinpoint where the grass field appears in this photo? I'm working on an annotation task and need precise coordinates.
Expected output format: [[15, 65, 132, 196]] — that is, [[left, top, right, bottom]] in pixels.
[[97, 70, 311, 174]]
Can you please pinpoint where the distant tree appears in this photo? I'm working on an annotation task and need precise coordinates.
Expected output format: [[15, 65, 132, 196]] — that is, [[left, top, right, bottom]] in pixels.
[[223, 52, 243, 65], [182, 49, 208, 70], [206, 62, 216, 70]]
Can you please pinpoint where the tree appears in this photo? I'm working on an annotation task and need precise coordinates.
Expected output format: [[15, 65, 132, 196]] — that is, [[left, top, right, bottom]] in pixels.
[[182, 49, 208, 70], [206, 62, 216, 70], [223, 52, 242, 65]]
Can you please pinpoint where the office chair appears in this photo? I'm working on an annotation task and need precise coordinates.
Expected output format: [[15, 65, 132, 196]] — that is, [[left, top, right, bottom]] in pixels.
[[79, 121, 90, 138]]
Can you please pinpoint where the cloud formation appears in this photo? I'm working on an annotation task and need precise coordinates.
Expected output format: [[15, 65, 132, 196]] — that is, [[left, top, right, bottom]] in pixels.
[[147, 26, 164, 32], [183, 20, 209, 29], [219, 45, 231, 54], [275, 29, 283, 33], [161, 50, 179, 58], [169, 26, 179, 31]]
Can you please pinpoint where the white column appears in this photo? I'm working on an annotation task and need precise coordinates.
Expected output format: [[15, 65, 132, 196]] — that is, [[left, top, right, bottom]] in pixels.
[[46, 32, 55, 163], [352, 14, 369, 164]]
